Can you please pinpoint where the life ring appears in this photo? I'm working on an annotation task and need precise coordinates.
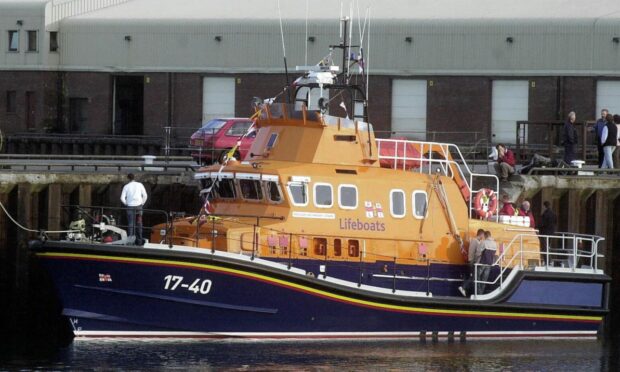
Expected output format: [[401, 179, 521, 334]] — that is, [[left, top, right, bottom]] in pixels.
[[473, 188, 498, 219]]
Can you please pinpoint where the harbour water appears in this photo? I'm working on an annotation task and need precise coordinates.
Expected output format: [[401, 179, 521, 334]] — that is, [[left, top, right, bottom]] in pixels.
[[2, 338, 619, 370]]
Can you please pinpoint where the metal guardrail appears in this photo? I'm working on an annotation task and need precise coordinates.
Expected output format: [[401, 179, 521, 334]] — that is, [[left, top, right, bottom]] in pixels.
[[473, 232, 604, 298], [525, 167, 620, 176]]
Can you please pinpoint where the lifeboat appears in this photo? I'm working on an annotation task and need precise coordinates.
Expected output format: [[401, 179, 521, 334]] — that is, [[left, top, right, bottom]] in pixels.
[[31, 17, 609, 340]]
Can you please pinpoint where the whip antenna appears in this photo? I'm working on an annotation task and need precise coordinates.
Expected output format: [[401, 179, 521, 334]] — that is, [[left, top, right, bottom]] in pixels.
[[277, 0, 291, 103]]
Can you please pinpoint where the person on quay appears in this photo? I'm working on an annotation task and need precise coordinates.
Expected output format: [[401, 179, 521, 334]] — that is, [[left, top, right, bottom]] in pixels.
[[120, 173, 148, 245], [600, 113, 618, 169], [494, 144, 516, 181], [538, 201, 558, 264], [477, 231, 498, 295], [518, 200, 536, 228], [594, 109, 609, 168], [459, 228, 485, 297], [614, 114, 620, 169], [562, 111, 579, 164]]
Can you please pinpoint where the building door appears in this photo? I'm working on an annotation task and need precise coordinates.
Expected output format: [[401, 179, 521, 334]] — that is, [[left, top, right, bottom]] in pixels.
[[69, 98, 88, 133], [25, 91, 35, 131], [202, 77, 235, 122], [391, 79, 427, 140], [491, 80, 529, 144], [596, 81, 620, 117], [114, 76, 144, 135]]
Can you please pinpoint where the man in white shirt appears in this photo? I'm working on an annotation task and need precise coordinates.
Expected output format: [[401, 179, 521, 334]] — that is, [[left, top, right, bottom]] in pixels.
[[120, 173, 148, 245], [458, 229, 485, 297]]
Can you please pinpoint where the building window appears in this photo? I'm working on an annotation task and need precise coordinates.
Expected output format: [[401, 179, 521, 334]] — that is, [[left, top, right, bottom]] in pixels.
[[313, 183, 333, 208], [338, 184, 358, 209], [412, 191, 428, 219], [8, 31, 19, 52], [6, 91, 16, 113], [390, 189, 406, 218], [27, 30, 37, 52], [49, 31, 58, 52]]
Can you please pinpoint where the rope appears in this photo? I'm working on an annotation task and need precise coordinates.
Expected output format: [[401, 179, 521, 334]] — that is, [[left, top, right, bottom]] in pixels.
[[0, 198, 79, 235]]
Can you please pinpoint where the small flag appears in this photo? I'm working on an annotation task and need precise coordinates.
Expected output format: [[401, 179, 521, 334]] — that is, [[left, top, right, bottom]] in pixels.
[[279, 235, 289, 247], [299, 236, 308, 249], [267, 235, 278, 247]]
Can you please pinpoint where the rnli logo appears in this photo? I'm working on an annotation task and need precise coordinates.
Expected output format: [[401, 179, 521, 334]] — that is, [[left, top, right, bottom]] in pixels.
[[364, 201, 384, 219]]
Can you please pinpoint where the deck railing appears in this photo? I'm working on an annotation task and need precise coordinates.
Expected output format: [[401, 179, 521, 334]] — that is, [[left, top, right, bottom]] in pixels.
[[376, 139, 500, 219], [473, 232, 605, 298]]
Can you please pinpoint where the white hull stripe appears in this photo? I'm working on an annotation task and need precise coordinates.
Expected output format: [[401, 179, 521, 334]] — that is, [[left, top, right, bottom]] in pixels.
[[74, 330, 598, 339]]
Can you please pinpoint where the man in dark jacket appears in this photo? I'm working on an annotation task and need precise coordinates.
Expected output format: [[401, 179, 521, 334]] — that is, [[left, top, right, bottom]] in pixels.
[[562, 111, 579, 164], [594, 109, 608, 168], [538, 201, 558, 265]]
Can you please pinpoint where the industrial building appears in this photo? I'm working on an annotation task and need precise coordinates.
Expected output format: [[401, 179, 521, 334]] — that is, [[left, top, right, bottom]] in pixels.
[[1, 0, 620, 146]]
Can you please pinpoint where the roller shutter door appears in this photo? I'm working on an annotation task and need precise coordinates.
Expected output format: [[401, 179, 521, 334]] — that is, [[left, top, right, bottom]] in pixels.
[[491, 80, 529, 144], [202, 77, 235, 122], [391, 79, 427, 140], [596, 81, 620, 117]]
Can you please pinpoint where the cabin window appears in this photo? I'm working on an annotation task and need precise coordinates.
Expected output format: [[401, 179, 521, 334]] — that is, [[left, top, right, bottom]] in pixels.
[[348, 240, 360, 257], [239, 179, 263, 200], [313, 237, 327, 256], [266, 133, 278, 150], [200, 178, 213, 191], [338, 184, 358, 209], [412, 191, 428, 219], [313, 183, 333, 208], [49, 31, 58, 52], [334, 239, 342, 257], [215, 179, 236, 199], [265, 181, 283, 203], [287, 181, 308, 206], [390, 190, 406, 218]]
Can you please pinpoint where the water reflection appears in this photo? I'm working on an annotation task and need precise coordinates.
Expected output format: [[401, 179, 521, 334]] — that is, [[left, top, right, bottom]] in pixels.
[[3, 338, 620, 371]]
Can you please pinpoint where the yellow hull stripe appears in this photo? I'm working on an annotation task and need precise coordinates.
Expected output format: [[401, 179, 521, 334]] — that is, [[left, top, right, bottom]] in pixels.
[[38, 252, 603, 323]]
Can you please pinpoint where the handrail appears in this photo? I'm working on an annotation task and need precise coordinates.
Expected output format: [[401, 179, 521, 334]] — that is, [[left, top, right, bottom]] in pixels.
[[376, 138, 499, 217], [473, 233, 605, 298]]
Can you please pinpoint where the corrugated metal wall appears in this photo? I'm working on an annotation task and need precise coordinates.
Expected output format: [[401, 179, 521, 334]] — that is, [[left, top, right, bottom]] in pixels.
[[55, 18, 620, 75]]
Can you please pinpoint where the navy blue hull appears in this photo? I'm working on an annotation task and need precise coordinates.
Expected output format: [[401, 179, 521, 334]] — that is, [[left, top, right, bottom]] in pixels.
[[32, 242, 608, 339]]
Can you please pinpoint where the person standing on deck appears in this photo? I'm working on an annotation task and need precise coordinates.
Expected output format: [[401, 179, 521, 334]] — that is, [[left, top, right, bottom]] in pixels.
[[499, 194, 518, 216], [594, 109, 608, 168], [600, 113, 618, 169], [538, 201, 558, 263], [519, 200, 536, 228], [562, 112, 579, 164], [477, 231, 497, 295], [458, 229, 485, 297], [120, 173, 148, 245]]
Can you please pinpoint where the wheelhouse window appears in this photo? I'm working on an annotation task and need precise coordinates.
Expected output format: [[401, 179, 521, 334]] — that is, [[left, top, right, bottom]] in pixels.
[[27, 30, 37, 52], [214, 178, 236, 199], [287, 181, 308, 206], [338, 184, 358, 209], [266, 133, 278, 150], [239, 179, 263, 200], [313, 183, 333, 208], [412, 191, 428, 219], [265, 181, 282, 203], [390, 190, 406, 218], [226, 121, 252, 136], [8, 31, 19, 52]]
